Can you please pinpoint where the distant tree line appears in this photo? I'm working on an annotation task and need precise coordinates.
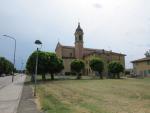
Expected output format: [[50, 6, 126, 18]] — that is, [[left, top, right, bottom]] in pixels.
[[26, 51, 124, 81], [0, 57, 14, 76]]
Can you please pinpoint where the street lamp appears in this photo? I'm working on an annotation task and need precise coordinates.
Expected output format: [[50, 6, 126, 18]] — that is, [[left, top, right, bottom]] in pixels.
[[2, 35, 16, 82], [34, 40, 42, 96]]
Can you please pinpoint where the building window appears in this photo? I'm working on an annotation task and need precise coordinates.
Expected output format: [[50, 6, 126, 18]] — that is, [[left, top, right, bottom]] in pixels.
[[79, 35, 82, 41]]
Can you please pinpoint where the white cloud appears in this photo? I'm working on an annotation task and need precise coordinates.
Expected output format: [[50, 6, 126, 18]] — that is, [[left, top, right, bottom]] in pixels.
[[0, 0, 150, 69]]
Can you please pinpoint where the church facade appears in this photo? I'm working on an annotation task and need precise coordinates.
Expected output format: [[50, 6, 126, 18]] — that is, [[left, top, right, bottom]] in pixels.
[[55, 23, 126, 76]]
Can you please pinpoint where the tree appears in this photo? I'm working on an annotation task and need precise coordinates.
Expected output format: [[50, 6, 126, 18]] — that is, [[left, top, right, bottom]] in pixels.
[[108, 61, 124, 79], [71, 59, 85, 79], [26, 51, 64, 81], [89, 58, 104, 79], [54, 58, 64, 74], [26, 51, 50, 81], [0, 57, 13, 75], [145, 50, 150, 57], [47, 53, 64, 80]]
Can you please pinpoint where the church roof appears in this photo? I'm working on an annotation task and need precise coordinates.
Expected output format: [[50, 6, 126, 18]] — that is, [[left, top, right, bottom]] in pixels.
[[62, 45, 74, 49], [55, 42, 74, 51], [57, 43, 125, 56], [83, 48, 126, 57]]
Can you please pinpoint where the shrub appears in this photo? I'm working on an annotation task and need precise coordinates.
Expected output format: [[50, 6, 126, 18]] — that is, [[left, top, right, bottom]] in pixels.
[[71, 59, 85, 79], [108, 61, 124, 79], [89, 58, 104, 79]]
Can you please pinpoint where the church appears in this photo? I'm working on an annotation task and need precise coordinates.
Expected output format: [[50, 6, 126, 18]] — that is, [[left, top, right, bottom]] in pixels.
[[55, 23, 125, 76]]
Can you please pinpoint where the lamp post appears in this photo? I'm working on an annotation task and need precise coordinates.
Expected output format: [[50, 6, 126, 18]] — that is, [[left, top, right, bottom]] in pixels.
[[2, 35, 16, 82], [34, 40, 42, 96]]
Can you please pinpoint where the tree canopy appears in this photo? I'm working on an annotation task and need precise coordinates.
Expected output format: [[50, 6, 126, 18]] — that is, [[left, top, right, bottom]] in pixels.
[[47, 53, 64, 80], [108, 61, 124, 79], [89, 58, 104, 79], [71, 59, 85, 79], [26, 51, 64, 81], [0, 57, 14, 75]]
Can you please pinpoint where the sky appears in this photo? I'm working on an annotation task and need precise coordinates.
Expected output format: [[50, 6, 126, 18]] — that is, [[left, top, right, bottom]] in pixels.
[[0, 0, 150, 70]]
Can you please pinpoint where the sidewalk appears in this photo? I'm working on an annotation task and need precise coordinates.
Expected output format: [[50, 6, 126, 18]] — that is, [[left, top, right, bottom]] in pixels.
[[17, 79, 42, 113], [0, 75, 26, 113]]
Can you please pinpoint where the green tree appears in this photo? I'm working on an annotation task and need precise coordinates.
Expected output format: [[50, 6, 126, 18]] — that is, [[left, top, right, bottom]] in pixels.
[[108, 61, 124, 79], [54, 58, 64, 74], [0, 57, 13, 75], [26, 51, 50, 81], [71, 59, 85, 79], [47, 53, 64, 80], [26, 51, 64, 81], [89, 58, 104, 79]]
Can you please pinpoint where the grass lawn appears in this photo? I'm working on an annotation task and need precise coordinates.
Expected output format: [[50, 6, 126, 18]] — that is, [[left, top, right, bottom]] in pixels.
[[33, 76, 150, 113]]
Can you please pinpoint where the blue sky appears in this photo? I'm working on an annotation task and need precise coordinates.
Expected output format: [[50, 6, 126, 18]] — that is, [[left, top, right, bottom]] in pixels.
[[0, 0, 150, 69]]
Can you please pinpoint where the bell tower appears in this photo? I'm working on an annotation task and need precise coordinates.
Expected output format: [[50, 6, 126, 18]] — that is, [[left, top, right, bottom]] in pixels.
[[74, 23, 84, 59]]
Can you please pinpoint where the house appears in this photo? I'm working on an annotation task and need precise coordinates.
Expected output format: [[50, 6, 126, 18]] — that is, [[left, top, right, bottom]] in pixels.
[[131, 52, 150, 77]]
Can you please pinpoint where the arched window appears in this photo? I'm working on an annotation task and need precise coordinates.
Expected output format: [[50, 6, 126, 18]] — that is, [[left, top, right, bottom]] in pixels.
[[79, 35, 82, 41]]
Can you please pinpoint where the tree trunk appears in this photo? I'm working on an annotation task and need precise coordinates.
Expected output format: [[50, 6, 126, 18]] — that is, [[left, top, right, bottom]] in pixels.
[[31, 74, 35, 82], [117, 73, 120, 79], [51, 73, 54, 80], [99, 72, 103, 79], [112, 74, 116, 79], [42, 74, 46, 81], [76, 73, 81, 79], [108, 72, 112, 79]]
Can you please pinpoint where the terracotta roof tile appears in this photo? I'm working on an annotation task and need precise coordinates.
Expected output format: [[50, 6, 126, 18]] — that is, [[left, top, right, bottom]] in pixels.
[[60, 44, 125, 56]]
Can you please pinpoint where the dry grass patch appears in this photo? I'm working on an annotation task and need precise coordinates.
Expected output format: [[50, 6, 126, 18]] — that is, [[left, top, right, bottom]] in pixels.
[[35, 78, 150, 113]]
